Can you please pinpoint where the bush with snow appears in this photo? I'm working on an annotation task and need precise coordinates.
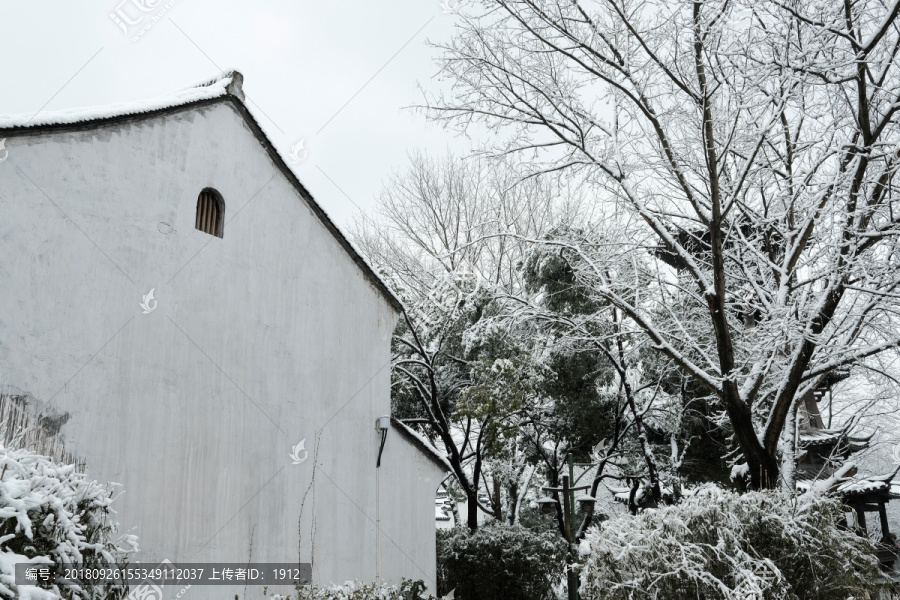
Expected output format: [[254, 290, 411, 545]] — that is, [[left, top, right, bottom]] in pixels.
[[579, 486, 885, 600], [0, 446, 135, 600], [437, 523, 566, 600], [263, 579, 435, 600]]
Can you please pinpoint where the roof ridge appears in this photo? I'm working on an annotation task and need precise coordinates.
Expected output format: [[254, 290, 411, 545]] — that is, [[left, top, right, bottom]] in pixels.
[[391, 418, 451, 472], [0, 70, 242, 130], [189, 70, 236, 88], [185, 69, 245, 101]]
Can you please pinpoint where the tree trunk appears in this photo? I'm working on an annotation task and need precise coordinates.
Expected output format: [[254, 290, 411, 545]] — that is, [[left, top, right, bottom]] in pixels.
[[492, 477, 502, 523], [466, 490, 479, 531], [507, 482, 518, 525], [722, 383, 780, 489]]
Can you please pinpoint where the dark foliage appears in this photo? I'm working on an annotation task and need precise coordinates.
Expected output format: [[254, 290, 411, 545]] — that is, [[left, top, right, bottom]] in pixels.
[[437, 523, 567, 600]]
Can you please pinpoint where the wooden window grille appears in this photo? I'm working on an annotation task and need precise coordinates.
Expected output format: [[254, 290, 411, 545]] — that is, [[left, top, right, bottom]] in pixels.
[[195, 189, 224, 238]]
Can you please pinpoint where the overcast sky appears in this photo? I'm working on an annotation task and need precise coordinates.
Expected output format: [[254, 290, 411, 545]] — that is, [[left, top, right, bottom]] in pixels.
[[0, 0, 473, 228]]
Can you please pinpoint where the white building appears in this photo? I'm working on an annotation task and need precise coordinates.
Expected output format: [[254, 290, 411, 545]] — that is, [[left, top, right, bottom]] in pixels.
[[0, 71, 447, 597]]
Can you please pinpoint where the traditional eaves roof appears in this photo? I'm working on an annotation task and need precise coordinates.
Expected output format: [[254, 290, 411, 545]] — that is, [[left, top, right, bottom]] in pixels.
[[391, 418, 452, 474], [837, 477, 893, 497], [798, 427, 871, 452], [0, 71, 403, 313], [796, 467, 900, 499]]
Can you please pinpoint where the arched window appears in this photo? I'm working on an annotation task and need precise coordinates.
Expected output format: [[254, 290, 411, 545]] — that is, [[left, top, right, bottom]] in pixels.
[[195, 188, 224, 238]]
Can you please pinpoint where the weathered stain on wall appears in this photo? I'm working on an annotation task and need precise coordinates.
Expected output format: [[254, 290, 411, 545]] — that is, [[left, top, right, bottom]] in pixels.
[[0, 393, 85, 471]]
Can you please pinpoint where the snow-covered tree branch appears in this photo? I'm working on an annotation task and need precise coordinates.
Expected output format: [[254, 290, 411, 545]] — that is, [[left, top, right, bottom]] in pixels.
[[425, 0, 900, 488]]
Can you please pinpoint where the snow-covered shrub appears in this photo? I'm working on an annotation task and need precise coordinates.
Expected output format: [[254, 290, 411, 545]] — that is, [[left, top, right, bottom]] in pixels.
[[437, 523, 567, 600], [266, 579, 434, 600], [0, 446, 136, 600], [579, 486, 884, 600]]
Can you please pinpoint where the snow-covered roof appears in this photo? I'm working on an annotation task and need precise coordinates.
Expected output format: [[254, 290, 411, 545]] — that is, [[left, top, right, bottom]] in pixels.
[[799, 429, 844, 444], [798, 427, 870, 451], [391, 418, 452, 473], [837, 478, 891, 496], [0, 71, 239, 130], [611, 488, 632, 502], [797, 466, 900, 498], [609, 483, 676, 505], [0, 71, 403, 313]]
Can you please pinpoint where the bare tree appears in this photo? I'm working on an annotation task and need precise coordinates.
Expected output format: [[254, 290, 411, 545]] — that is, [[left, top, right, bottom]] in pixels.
[[354, 151, 585, 293], [353, 152, 587, 528], [425, 0, 900, 488]]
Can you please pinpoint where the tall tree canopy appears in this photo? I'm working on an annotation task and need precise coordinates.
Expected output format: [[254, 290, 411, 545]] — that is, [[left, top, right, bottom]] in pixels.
[[425, 0, 900, 489]]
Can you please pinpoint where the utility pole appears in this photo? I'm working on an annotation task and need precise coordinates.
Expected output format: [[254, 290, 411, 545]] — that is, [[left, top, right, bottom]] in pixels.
[[540, 454, 590, 600]]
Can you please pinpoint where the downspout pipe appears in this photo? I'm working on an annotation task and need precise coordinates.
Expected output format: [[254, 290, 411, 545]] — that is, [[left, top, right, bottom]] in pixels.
[[375, 416, 390, 583]]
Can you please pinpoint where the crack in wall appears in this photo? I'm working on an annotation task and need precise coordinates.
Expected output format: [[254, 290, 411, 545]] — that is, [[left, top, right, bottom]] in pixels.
[[296, 430, 322, 590]]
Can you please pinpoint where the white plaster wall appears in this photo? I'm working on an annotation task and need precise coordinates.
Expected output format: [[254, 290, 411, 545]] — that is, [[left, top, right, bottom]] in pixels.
[[0, 102, 438, 598], [378, 433, 447, 590]]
